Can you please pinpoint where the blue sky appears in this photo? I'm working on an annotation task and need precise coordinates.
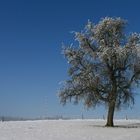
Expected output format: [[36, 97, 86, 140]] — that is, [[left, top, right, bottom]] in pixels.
[[0, 0, 140, 119]]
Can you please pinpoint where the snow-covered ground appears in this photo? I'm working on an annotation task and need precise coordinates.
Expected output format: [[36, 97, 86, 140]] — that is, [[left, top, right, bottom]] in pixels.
[[0, 119, 140, 140]]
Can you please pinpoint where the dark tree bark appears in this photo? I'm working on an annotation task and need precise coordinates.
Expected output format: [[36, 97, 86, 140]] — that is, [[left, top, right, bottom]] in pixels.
[[105, 101, 115, 127]]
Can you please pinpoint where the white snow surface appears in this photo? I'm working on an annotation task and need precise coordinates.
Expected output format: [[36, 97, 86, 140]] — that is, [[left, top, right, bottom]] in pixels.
[[0, 119, 140, 140]]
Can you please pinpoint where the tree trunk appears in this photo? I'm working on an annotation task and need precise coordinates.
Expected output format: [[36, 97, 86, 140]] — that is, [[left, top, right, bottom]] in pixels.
[[105, 101, 115, 127]]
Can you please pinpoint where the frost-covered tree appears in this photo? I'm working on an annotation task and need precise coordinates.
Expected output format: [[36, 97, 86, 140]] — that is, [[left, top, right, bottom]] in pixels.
[[59, 17, 140, 127]]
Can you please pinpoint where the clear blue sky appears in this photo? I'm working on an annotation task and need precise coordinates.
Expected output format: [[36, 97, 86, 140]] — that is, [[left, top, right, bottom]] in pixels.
[[0, 0, 140, 119]]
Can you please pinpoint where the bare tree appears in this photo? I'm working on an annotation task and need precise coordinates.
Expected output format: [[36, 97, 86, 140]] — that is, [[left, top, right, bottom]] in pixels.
[[59, 17, 140, 127]]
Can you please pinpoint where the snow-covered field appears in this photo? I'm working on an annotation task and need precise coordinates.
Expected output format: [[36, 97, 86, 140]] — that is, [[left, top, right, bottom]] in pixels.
[[0, 119, 140, 140]]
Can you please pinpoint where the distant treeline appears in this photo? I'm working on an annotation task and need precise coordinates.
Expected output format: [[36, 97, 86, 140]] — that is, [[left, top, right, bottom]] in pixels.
[[0, 116, 31, 121], [0, 115, 71, 121]]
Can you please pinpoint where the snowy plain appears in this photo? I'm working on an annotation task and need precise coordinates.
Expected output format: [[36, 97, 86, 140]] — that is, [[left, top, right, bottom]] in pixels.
[[0, 119, 140, 140]]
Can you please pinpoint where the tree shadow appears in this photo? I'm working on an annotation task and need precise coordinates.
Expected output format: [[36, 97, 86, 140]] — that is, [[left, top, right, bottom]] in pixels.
[[89, 123, 140, 128], [115, 123, 140, 128]]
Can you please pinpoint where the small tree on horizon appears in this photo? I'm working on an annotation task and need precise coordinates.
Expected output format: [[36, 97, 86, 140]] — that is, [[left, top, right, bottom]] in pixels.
[[59, 17, 140, 127]]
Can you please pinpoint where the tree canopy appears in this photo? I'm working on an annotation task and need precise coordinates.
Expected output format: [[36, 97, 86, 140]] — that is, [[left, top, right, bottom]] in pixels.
[[59, 17, 140, 126]]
